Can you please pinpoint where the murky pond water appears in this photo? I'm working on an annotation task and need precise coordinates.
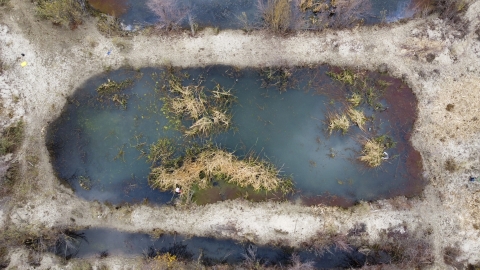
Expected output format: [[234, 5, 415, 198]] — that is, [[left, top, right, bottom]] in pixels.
[[52, 228, 371, 267], [87, 0, 416, 29], [47, 65, 424, 206]]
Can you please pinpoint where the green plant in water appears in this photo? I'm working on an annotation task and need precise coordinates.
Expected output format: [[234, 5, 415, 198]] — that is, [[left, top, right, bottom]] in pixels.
[[347, 92, 362, 107], [327, 112, 350, 135], [36, 0, 84, 28], [0, 121, 24, 155], [147, 138, 175, 165], [260, 67, 293, 92], [327, 69, 357, 85], [347, 108, 367, 131], [97, 79, 133, 95]]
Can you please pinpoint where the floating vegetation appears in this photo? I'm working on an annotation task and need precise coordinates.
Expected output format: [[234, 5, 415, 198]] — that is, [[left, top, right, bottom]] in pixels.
[[347, 108, 367, 131], [112, 94, 129, 109], [78, 176, 92, 190], [347, 92, 362, 107], [359, 135, 395, 168], [327, 112, 350, 135], [158, 72, 235, 136], [97, 79, 133, 95], [147, 138, 175, 165], [149, 147, 293, 198], [260, 67, 293, 92]]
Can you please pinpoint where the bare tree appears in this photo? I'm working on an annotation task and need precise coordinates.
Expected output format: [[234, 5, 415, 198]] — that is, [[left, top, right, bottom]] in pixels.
[[147, 0, 188, 31]]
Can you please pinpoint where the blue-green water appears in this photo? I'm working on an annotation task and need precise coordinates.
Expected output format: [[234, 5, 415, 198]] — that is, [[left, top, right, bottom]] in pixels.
[[47, 65, 424, 206]]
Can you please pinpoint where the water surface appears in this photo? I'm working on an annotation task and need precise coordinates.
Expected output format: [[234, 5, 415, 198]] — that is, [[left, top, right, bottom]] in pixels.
[[47, 65, 424, 206]]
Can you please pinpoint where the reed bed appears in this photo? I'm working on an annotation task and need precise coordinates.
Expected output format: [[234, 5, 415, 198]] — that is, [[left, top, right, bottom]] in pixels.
[[149, 148, 289, 196]]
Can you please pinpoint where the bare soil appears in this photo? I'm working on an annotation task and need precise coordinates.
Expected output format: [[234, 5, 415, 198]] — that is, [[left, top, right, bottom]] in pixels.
[[1, 0, 480, 268]]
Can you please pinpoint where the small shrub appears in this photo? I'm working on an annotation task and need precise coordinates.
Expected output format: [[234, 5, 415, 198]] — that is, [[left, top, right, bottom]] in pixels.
[[0, 121, 24, 155], [36, 0, 84, 28], [445, 158, 458, 172], [258, 0, 292, 33], [0, 0, 10, 7], [446, 103, 454, 111], [147, 0, 188, 31]]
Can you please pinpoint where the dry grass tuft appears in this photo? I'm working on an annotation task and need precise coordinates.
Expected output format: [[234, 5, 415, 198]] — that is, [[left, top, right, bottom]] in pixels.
[[149, 148, 290, 196], [160, 73, 235, 137], [327, 112, 350, 135], [359, 139, 385, 167], [347, 108, 367, 131]]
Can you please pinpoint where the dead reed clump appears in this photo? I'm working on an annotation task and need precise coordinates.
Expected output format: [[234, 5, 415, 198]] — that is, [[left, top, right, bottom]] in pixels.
[[327, 112, 350, 135], [347, 108, 367, 131], [258, 0, 293, 33], [359, 139, 385, 168], [149, 148, 290, 197], [97, 79, 133, 95], [159, 73, 235, 137]]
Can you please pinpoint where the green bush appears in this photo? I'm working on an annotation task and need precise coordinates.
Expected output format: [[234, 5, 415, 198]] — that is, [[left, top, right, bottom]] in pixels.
[[36, 0, 84, 28]]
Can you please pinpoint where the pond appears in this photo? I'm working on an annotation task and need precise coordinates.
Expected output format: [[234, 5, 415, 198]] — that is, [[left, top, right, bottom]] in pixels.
[[87, 0, 417, 30], [46, 65, 424, 207], [50, 228, 374, 268]]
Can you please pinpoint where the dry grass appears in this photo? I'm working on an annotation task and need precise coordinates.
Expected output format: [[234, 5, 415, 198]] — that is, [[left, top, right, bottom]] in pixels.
[[147, 0, 187, 31], [36, 0, 84, 28], [149, 148, 289, 196], [258, 0, 292, 33], [347, 108, 367, 131], [160, 74, 234, 136], [327, 112, 350, 135], [359, 139, 385, 167]]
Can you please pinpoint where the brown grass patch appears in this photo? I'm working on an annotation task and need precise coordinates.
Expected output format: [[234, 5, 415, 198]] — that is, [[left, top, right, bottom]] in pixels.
[[359, 139, 385, 168], [149, 148, 291, 197], [347, 108, 367, 131], [327, 112, 350, 135]]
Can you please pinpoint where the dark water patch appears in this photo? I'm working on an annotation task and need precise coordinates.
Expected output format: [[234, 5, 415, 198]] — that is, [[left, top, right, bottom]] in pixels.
[[88, 0, 129, 17], [61, 228, 372, 268], [47, 65, 424, 206]]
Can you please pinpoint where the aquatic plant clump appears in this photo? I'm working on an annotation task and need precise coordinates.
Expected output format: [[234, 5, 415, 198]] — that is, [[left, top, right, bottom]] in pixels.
[[327, 69, 357, 85], [359, 135, 395, 168], [347, 108, 367, 131], [327, 112, 350, 135], [149, 148, 292, 197], [159, 73, 235, 136], [347, 92, 362, 107], [96, 79, 133, 95], [359, 139, 385, 168]]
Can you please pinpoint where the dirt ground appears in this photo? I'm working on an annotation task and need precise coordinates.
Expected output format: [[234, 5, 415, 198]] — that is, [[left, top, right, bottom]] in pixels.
[[1, 0, 480, 268]]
